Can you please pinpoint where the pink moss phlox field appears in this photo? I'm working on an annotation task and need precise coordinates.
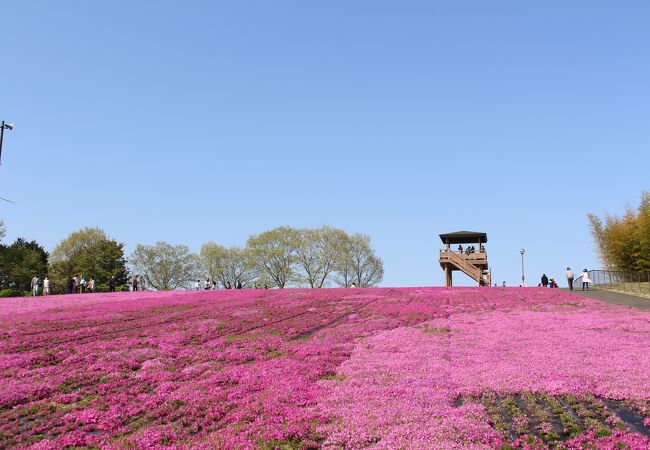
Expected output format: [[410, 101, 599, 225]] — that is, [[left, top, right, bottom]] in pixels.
[[0, 288, 649, 448]]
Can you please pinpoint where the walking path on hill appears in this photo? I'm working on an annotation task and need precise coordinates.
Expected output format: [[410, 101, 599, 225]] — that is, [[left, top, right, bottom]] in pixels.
[[564, 288, 650, 311]]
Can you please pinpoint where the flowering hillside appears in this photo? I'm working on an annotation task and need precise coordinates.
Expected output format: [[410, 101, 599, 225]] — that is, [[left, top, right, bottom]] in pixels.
[[1, 288, 649, 449]]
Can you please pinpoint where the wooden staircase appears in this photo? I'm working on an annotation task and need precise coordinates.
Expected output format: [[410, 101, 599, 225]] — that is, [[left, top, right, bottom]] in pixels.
[[439, 249, 490, 286]]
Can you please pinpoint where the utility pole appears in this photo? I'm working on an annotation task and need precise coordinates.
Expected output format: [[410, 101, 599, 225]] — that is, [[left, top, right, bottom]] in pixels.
[[0, 121, 15, 165]]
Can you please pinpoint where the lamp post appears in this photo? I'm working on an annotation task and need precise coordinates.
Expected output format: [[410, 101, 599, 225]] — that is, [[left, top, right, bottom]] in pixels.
[[520, 248, 525, 286], [0, 121, 15, 165]]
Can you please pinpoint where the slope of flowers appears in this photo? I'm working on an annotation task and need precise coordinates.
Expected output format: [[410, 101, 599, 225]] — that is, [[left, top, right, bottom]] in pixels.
[[0, 287, 648, 449]]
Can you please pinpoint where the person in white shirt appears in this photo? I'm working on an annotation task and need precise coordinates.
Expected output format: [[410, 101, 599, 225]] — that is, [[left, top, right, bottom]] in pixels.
[[195, 279, 200, 290], [43, 277, 50, 295], [582, 269, 591, 291], [566, 267, 575, 291]]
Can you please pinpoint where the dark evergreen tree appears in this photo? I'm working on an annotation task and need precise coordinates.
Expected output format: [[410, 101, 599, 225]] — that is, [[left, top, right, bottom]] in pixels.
[[0, 238, 49, 294]]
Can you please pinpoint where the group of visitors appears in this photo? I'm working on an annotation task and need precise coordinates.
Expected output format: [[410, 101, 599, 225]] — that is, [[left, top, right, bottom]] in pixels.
[[65, 276, 96, 294], [30, 275, 50, 296], [565, 268, 591, 291], [194, 279, 271, 290], [539, 269, 590, 290], [539, 274, 559, 288], [31, 275, 100, 295], [457, 245, 484, 255], [29, 275, 117, 295], [130, 275, 144, 292]]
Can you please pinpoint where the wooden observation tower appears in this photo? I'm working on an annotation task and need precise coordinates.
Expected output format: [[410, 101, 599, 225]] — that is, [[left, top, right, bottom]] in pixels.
[[439, 231, 490, 287]]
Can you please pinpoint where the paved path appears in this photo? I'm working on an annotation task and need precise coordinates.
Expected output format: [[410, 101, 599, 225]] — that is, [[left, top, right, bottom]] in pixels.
[[563, 288, 650, 311]]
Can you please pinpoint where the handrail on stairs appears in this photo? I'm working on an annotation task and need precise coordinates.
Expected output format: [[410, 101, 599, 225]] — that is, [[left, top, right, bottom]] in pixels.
[[440, 249, 482, 281]]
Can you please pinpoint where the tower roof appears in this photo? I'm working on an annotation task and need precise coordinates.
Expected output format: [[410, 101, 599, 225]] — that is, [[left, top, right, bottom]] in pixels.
[[439, 231, 488, 245]]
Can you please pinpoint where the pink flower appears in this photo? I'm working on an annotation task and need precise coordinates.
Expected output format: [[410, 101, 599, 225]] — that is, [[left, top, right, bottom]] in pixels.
[[0, 287, 648, 448]]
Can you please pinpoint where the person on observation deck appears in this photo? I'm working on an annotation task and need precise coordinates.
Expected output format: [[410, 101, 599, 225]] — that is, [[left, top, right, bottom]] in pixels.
[[566, 267, 574, 291], [458, 245, 463, 253]]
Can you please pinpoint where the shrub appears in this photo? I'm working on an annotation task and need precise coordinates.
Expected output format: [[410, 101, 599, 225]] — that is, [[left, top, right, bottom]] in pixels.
[[0, 289, 23, 298]]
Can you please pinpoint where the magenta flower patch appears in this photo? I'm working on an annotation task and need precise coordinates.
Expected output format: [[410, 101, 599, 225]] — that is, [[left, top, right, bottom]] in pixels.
[[0, 287, 648, 448]]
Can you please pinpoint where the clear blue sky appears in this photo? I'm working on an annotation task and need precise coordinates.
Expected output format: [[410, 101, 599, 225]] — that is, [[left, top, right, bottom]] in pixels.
[[1, 1, 649, 287]]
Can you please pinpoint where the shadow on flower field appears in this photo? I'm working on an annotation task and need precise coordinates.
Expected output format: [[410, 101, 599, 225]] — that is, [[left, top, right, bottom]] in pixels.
[[0, 288, 649, 449]]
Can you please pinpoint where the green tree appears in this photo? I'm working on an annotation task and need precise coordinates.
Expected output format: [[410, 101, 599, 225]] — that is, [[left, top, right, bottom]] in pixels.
[[295, 226, 348, 288], [199, 242, 257, 288], [199, 242, 229, 286], [588, 192, 650, 272], [334, 233, 383, 287], [130, 242, 198, 290], [0, 238, 49, 293], [246, 226, 299, 288], [633, 192, 650, 271], [222, 247, 257, 288], [587, 213, 609, 269], [49, 227, 128, 293]]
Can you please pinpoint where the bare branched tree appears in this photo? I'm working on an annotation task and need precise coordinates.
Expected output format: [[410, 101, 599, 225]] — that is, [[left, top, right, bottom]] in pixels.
[[224, 247, 257, 288], [295, 226, 348, 288], [334, 233, 383, 287]]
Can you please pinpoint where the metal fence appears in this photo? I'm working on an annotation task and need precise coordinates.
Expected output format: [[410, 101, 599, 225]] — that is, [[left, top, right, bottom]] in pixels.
[[577, 269, 650, 297]]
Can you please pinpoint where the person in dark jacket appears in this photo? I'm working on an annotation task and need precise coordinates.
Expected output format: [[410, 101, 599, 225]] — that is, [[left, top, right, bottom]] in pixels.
[[541, 274, 549, 287], [236, 281, 242, 289], [108, 276, 116, 292]]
